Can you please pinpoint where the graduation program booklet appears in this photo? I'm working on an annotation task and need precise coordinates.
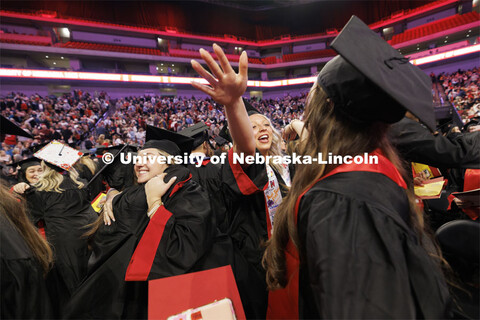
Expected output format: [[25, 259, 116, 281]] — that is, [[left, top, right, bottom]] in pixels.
[[414, 177, 446, 199], [451, 188, 480, 207]]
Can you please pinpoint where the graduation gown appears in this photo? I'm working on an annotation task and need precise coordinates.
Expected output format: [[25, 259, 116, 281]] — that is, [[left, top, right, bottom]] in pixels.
[[389, 117, 480, 169], [65, 165, 216, 319], [186, 157, 221, 187], [297, 171, 452, 319], [204, 149, 296, 319], [25, 178, 97, 315], [75, 161, 104, 202], [0, 214, 53, 319]]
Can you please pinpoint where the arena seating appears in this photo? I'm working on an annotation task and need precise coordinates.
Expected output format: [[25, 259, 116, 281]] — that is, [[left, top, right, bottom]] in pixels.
[[0, 32, 52, 46], [390, 12, 479, 45], [60, 41, 164, 56], [282, 49, 336, 62]]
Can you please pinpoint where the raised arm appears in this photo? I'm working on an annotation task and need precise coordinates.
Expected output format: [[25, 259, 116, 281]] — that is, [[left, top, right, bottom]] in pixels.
[[191, 44, 255, 156]]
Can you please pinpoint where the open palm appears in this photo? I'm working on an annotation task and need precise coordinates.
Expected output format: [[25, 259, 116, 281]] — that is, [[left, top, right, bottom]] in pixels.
[[191, 43, 248, 107]]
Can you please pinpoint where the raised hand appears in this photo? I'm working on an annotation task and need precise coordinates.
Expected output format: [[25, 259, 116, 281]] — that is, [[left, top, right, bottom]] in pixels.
[[190, 43, 248, 107]]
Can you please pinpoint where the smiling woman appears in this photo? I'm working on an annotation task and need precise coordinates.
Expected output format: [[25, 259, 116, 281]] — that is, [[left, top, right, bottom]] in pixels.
[[65, 129, 222, 319], [134, 148, 170, 184]]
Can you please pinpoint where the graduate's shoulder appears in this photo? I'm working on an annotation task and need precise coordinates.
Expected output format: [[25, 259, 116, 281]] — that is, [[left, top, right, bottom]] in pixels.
[[300, 171, 409, 224]]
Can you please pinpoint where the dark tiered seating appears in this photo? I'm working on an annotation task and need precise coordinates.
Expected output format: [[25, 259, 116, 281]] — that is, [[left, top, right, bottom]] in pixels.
[[262, 56, 277, 64], [390, 12, 479, 45], [60, 41, 164, 56], [248, 57, 263, 64], [169, 48, 242, 62], [282, 49, 336, 62], [0, 32, 52, 46], [0, 38, 51, 46]]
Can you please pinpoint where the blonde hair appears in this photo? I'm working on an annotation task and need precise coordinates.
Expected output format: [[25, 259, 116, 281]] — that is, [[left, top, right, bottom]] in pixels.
[[35, 161, 84, 192], [78, 156, 96, 175], [252, 114, 286, 175]]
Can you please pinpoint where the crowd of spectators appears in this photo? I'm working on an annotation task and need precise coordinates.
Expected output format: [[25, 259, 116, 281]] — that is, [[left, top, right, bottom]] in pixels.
[[1, 67, 478, 167], [437, 67, 480, 127], [0, 89, 307, 166]]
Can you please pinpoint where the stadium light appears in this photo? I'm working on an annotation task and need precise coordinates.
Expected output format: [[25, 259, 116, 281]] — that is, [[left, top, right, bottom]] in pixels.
[[1, 44, 479, 86]]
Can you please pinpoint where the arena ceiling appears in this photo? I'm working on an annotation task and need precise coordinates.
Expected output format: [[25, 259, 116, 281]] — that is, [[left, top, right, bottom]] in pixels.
[[1, 0, 443, 40]]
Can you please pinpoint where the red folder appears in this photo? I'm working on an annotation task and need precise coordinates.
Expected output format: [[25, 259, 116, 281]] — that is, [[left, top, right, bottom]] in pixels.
[[148, 266, 246, 320]]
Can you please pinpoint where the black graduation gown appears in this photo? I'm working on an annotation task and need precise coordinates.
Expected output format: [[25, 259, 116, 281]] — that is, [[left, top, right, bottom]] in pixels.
[[0, 214, 53, 319], [389, 117, 480, 169], [297, 171, 452, 319], [25, 178, 97, 315], [186, 158, 221, 187], [64, 165, 216, 319], [75, 162, 104, 202], [203, 150, 294, 319]]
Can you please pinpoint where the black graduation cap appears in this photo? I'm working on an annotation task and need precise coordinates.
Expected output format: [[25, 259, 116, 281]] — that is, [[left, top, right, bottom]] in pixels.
[[8, 157, 41, 171], [318, 15, 435, 131], [7, 157, 42, 183], [214, 135, 228, 147], [179, 122, 209, 150], [218, 125, 232, 143], [145, 125, 194, 156], [0, 115, 33, 138], [85, 144, 137, 189], [244, 98, 261, 116]]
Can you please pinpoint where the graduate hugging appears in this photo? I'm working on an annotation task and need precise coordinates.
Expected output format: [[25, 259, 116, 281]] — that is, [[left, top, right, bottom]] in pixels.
[[49, 15, 452, 320]]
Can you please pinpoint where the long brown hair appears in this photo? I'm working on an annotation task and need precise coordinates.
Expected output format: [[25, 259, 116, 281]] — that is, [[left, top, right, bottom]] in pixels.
[[263, 84, 425, 290], [0, 183, 53, 275]]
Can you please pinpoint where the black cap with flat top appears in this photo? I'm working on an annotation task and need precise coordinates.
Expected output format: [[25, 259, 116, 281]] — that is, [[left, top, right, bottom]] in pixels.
[[318, 15, 436, 131], [179, 122, 209, 150], [214, 135, 228, 147], [85, 144, 136, 189], [1, 115, 34, 138], [218, 125, 232, 143], [244, 98, 261, 116], [7, 157, 42, 183], [8, 157, 41, 171], [145, 125, 194, 156]]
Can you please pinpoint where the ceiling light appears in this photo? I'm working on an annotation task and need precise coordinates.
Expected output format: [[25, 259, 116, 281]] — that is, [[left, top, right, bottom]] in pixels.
[[45, 56, 49, 58]]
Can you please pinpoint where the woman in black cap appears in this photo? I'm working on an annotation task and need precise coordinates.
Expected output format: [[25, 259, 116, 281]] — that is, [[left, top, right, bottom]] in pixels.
[[65, 130, 216, 319], [262, 16, 451, 319], [10, 157, 43, 194]]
